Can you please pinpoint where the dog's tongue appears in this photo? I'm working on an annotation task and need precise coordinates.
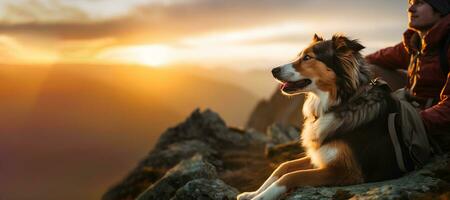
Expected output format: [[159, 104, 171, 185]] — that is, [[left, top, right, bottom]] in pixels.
[[281, 79, 311, 90]]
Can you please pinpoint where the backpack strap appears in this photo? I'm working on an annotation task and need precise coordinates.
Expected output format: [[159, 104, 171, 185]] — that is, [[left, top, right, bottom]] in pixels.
[[439, 33, 450, 75], [388, 113, 408, 172]]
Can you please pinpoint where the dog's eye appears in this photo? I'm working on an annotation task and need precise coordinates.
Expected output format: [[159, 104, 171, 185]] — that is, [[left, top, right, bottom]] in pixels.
[[302, 55, 312, 61]]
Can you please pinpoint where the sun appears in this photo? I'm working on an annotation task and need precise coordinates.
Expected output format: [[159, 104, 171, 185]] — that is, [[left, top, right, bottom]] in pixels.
[[126, 45, 171, 67], [97, 44, 171, 67]]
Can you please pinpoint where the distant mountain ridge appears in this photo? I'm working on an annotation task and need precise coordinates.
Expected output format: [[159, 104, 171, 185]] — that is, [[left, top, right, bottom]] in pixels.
[[168, 65, 277, 99]]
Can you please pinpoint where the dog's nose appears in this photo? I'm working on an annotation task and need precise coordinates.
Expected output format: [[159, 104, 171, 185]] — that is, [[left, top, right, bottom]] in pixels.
[[272, 67, 281, 75]]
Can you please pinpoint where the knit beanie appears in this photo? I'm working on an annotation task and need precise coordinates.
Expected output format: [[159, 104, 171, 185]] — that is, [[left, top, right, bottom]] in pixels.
[[424, 0, 450, 15]]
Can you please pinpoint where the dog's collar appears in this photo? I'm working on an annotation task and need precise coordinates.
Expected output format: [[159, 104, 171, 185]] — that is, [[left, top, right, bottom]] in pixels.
[[369, 77, 380, 86], [347, 78, 385, 102]]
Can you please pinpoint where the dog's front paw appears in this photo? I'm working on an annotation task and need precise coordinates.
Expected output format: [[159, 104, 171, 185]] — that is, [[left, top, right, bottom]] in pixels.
[[237, 191, 258, 200], [250, 194, 265, 200], [250, 184, 286, 200]]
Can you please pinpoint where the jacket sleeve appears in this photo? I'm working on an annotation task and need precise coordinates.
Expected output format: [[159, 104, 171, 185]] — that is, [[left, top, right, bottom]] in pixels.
[[365, 42, 410, 70], [420, 72, 450, 133]]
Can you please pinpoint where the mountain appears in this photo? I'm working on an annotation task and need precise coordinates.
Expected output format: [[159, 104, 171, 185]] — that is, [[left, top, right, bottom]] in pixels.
[[0, 63, 259, 200]]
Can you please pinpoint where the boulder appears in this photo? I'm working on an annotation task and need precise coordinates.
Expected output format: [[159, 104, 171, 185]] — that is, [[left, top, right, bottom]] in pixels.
[[172, 178, 238, 200], [142, 140, 219, 168], [246, 89, 304, 133], [136, 155, 217, 200], [266, 123, 300, 147]]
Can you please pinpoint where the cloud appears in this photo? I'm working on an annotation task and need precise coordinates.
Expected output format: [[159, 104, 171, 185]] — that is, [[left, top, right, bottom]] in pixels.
[[0, 34, 59, 63], [0, 0, 410, 68], [0, 0, 200, 24], [0, 0, 89, 24], [0, 0, 408, 42]]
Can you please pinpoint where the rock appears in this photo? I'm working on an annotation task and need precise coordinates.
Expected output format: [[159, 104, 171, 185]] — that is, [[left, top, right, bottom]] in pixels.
[[265, 141, 305, 165], [102, 139, 221, 200], [266, 123, 300, 147], [154, 109, 230, 149], [285, 155, 450, 200], [101, 166, 166, 200], [142, 140, 219, 168], [155, 109, 265, 149], [136, 155, 217, 200], [172, 178, 239, 200], [229, 127, 269, 145], [263, 123, 304, 164], [246, 89, 305, 133], [103, 109, 271, 200]]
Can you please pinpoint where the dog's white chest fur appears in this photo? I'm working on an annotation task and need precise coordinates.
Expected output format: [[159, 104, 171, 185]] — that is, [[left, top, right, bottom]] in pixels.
[[301, 113, 340, 168], [307, 145, 339, 168]]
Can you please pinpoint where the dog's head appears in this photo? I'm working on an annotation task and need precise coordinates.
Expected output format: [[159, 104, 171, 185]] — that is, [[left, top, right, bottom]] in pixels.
[[272, 34, 369, 102]]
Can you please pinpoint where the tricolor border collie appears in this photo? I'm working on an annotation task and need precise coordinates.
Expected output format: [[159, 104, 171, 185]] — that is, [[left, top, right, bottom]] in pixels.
[[238, 34, 405, 200]]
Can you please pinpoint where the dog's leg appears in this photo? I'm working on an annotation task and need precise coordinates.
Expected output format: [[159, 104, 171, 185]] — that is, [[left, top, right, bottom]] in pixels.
[[237, 156, 312, 200], [252, 163, 363, 200], [251, 141, 364, 200], [250, 168, 339, 200]]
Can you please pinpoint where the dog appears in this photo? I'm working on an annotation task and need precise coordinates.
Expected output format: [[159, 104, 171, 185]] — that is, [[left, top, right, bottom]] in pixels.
[[237, 34, 405, 200]]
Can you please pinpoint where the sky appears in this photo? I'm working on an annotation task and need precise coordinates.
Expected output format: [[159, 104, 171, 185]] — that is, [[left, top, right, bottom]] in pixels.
[[0, 0, 409, 70]]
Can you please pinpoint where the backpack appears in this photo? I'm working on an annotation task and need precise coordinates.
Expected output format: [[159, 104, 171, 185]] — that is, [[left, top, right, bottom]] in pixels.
[[372, 82, 432, 172], [388, 95, 431, 172]]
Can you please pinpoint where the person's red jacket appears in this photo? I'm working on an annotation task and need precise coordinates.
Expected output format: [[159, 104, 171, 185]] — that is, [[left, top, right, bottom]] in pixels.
[[366, 14, 450, 135]]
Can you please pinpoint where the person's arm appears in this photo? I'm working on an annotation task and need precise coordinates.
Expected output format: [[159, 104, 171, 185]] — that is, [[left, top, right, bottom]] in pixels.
[[420, 72, 450, 133], [365, 42, 410, 70]]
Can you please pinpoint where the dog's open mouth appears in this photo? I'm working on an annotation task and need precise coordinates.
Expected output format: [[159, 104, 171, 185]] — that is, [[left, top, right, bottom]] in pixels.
[[280, 79, 312, 92]]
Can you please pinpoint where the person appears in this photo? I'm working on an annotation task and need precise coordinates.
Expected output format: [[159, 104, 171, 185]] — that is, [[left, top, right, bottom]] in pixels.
[[366, 0, 450, 150]]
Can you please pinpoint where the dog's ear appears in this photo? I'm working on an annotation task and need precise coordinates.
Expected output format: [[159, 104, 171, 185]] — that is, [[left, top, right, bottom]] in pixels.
[[332, 34, 365, 53], [312, 33, 324, 42]]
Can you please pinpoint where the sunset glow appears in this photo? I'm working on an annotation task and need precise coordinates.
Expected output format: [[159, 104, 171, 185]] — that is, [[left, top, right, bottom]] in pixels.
[[181, 22, 309, 45], [97, 45, 172, 67]]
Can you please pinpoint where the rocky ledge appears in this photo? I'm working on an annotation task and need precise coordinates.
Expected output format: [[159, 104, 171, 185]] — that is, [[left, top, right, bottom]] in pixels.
[[103, 109, 450, 200]]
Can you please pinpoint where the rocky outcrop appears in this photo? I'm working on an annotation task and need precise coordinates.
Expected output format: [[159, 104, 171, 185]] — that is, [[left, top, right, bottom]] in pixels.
[[266, 123, 300, 147], [172, 178, 239, 200], [136, 155, 220, 200], [246, 89, 305, 133], [104, 109, 450, 200], [102, 109, 272, 200]]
